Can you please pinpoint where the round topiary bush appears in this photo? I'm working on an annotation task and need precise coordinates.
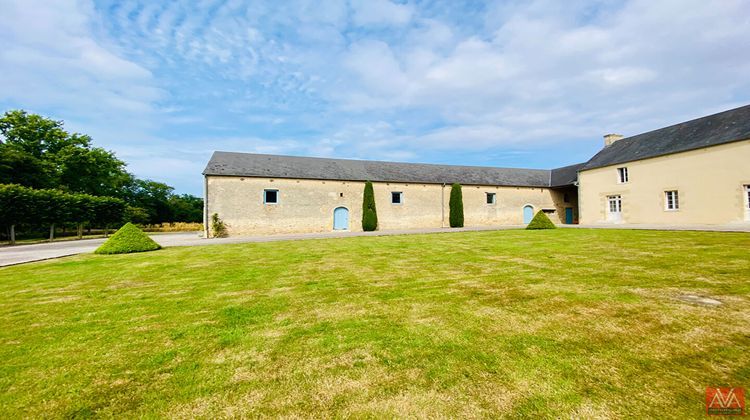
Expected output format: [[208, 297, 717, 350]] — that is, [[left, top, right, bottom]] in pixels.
[[95, 222, 162, 254], [526, 210, 557, 230]]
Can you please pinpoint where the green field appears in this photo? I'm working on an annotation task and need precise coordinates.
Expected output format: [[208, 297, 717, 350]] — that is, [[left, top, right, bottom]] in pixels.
[[0, 229, 748, 418]]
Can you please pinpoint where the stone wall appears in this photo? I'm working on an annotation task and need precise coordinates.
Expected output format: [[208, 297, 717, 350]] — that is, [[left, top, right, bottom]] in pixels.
[[205, 176, 562, 236]]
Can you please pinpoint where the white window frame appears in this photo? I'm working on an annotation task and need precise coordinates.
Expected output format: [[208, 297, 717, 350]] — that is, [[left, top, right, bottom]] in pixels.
[[617, 167, 629, 184], [664, 190, 679, 211], [391, 191, 403, 205], [263, 189, 279, 204], [607, 195, 622, 222], [486, 192, 496, 205], [744, 185, 750, 220]]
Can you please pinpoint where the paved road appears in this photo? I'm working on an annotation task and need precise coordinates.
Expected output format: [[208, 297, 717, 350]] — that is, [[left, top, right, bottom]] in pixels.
[[0, 226, 523, 267]]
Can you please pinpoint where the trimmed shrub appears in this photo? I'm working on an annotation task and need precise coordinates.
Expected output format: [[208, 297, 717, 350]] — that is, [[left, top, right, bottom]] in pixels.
[[0, 183, 125, 243], [362, 181, 378, 231], [0, 184, 36, 243], [211, 213, 228, 238], [449, 183, 464, 228], [94, 222, 161, 254], [91, 196, 127, 235], [526, 210, 557, 230]]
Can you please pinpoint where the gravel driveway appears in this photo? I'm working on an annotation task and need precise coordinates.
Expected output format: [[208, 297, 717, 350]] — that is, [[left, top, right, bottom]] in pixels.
[[0, 233, 199, 267], [0, 226, 523, 267]]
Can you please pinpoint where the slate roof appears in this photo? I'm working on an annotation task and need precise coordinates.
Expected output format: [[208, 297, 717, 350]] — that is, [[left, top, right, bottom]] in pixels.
[[203, 151, 560, 187], [582, 104, 750, 171], [203, 105, 750, 188], [550, 162, 585, 187]]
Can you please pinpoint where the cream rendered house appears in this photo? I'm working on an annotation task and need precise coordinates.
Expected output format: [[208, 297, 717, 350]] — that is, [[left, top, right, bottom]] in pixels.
[[203, 104, 750, 236], [578, 104, 750, 226]]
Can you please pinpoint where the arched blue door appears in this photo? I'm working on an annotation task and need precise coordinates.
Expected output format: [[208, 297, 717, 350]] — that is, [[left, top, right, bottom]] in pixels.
[[333, 207, 349, 230], [523, 205, 534, 224]]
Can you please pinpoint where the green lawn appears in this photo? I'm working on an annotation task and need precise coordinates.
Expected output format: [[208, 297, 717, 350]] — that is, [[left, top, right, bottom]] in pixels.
[[0, 229, 748, 418]]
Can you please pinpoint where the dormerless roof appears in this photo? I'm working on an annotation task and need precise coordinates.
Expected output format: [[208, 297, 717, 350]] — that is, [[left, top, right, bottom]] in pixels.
[[203, 151, 579, 187], [582, 104, 750, 171], [550, 162, 585, 187], [204, 105, 750, 186]]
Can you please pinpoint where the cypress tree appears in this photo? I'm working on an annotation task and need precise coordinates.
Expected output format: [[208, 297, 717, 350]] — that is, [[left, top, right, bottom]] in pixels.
[[362, 181, 378, 231], [449, 183, 464, 228]]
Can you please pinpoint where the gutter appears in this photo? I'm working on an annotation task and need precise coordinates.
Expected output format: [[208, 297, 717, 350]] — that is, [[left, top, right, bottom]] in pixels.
[[441, 183, 445, 228], [202, 173, 551, 189], [203, 174, 209, 238]]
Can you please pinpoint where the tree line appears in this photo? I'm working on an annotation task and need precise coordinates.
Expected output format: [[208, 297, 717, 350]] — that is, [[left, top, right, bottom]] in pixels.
[[0, 184, 126, 244], [0, 110, 203, 241]]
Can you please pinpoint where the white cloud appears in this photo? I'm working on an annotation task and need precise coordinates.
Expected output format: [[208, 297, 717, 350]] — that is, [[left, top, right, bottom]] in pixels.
[[0, 0, 162, 117], [423, 38, 518, 90], [1, 0, 749, 195], [334, 0, 750, 137], [589, 67, 657, 87], [342, 40, 411, 102]]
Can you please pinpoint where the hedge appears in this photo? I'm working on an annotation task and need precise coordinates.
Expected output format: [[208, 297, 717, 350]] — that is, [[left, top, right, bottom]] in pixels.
[[0, 183, 126, 243]]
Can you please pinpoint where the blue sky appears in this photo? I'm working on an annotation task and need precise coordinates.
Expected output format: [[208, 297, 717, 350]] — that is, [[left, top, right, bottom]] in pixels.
[[1, 0, 749, 195]]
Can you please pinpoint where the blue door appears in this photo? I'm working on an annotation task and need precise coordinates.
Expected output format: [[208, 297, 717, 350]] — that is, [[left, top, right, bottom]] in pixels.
[[565, 207, 574, 224], [523, 205, 534, 224], [333, 207, 349, 230]]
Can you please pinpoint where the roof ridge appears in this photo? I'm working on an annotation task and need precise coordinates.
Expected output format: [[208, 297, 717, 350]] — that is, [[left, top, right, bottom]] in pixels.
[[614, 104, 750, 143], [204, 152, 558, 187], [582, 103, 750, 170], [211, 150, 551, 173]]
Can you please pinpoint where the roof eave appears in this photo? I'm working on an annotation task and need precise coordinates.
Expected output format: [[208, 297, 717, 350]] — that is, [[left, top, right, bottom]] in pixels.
[[581, 136, 750, 172]]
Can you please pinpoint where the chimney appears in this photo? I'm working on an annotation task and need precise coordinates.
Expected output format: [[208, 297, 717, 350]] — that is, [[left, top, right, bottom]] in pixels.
[[604, 133, 624, 147]]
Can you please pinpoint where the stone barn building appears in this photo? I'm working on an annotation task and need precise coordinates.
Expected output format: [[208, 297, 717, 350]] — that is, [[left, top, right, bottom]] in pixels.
[[202, 153, 579, 236], [203, 104, 750, 236]]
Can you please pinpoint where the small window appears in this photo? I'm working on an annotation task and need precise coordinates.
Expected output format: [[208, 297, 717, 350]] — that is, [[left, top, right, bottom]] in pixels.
[[617, 167, 629, 183], [264, 189, 278, 204], [391, 191, 403, 204], [665, 190, 679, 210], [745, 185, 750, 209], [486, 192, 496, 204], [563, 193, 570, 203]]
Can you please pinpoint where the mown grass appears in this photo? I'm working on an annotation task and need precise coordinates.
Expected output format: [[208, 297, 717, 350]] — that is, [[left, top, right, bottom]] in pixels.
[[0, 229, 748, 418]]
